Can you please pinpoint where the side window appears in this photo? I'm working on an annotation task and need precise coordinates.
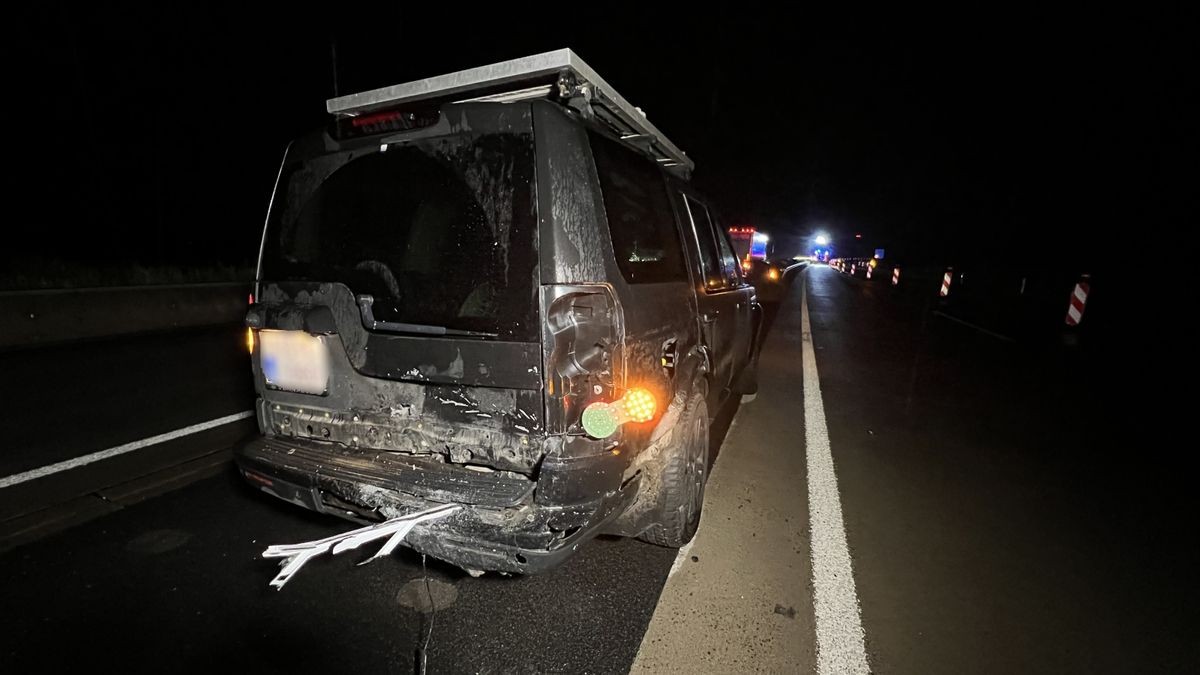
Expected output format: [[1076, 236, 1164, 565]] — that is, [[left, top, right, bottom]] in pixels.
[[589, 132, 688, 284], [712, 218, 742, 286], [683, 195, 728, 291]]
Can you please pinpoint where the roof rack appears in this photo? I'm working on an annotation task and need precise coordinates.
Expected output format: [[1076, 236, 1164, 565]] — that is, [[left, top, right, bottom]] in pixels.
[[326, 49, 693, 177]]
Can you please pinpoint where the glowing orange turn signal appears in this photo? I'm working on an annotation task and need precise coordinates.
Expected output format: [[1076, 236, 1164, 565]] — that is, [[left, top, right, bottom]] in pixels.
[[581, 387, 658, 438], [620, 388, 657, 423]]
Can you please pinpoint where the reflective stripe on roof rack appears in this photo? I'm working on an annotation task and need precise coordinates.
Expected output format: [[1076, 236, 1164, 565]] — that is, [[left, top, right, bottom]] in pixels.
[[325, 48, 693, 177]]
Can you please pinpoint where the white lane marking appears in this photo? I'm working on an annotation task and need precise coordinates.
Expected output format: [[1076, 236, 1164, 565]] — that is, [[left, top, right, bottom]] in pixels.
[[931, 310, 1016, 342], [801, 275, 871, 674], [0, 411, 255, 489]]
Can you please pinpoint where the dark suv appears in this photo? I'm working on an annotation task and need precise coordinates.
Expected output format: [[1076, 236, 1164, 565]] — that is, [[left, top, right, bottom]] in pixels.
[[237, 50, 762, 574]]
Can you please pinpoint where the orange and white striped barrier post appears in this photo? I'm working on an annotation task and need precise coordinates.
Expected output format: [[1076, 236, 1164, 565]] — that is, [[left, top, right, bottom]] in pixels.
[[851, 263, 857, 276], [939, 267, 953, 297], [866, 265, 873, 280], [1064, 274, 1091, 326], [891, 267, 900, 286]]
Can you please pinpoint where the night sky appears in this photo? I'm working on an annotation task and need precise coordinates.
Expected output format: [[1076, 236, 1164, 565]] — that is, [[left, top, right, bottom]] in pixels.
[[9, 7, 1190, 275]]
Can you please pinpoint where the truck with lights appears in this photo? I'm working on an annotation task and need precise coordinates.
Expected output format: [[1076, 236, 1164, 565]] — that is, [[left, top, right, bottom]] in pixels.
[[728, 226, 768, 271]]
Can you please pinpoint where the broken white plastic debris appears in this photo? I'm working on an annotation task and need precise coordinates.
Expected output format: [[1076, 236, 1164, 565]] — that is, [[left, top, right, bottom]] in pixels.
[[261, 503, 459, 590]]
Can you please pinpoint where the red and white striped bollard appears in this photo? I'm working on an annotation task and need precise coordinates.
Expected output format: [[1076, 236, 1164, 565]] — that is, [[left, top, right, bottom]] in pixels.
[[939, 267, 953, 297], [1064, 275, 1091, 326], [891, 267, 900, 286]]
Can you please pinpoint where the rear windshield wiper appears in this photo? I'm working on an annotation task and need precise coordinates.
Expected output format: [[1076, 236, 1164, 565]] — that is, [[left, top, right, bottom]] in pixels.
[[356, 295, 498, 338]]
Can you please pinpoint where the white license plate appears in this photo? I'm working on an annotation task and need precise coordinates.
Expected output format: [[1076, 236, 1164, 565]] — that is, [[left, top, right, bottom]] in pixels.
[[259, 330, 330, 395]]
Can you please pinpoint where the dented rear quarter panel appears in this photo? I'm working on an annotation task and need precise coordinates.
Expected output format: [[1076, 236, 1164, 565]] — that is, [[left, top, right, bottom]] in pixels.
[[533, 102, 703, 462]]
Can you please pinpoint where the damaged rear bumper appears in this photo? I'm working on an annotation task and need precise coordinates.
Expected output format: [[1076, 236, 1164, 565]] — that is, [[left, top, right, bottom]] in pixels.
[[236, 435, 636, 574]]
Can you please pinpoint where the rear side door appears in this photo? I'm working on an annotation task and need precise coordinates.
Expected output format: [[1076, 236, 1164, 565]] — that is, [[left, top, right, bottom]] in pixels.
[[674, 190, 743, 403], [710, 212, 755, 373]]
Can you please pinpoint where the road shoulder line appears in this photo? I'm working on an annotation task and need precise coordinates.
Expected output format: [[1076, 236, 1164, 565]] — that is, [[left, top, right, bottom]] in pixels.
[[0, 411, 254, 489], [801, 274, 871, 674]]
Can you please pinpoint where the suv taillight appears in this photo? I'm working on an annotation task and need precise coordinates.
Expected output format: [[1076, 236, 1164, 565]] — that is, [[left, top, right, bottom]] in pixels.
[[542, 286, 624, 435]]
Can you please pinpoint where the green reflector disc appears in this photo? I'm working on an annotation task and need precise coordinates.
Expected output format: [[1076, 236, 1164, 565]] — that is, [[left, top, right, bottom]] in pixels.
[[581, 402, 619, 439]]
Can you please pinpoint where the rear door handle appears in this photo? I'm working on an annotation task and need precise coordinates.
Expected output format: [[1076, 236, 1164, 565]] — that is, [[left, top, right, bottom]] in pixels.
[[702, 311, 719, 323]]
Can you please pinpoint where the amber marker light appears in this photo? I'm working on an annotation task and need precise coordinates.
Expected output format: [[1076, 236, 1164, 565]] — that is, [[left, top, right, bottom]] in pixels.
[[580, 387, 659, 439]]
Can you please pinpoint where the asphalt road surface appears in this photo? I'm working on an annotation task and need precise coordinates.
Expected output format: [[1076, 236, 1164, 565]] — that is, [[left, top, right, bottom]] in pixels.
[[2, 267, 1194, 673]]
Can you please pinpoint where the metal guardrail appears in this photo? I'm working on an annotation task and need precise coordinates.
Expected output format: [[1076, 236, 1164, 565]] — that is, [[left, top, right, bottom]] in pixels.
[[0, 282, 250, 349]]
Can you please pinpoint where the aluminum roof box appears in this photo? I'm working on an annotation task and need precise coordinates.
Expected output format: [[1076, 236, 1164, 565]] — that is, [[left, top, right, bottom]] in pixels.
[[326, 48, 692, 176]]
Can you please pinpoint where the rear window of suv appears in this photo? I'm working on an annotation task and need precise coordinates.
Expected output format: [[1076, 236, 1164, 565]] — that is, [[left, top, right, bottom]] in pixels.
[[260, 132, 538, 341], [589, 132, 688, 285]]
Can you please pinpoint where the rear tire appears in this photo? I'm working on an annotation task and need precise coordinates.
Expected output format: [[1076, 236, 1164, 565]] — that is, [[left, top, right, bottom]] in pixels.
[[639, 393, 709, 548]]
